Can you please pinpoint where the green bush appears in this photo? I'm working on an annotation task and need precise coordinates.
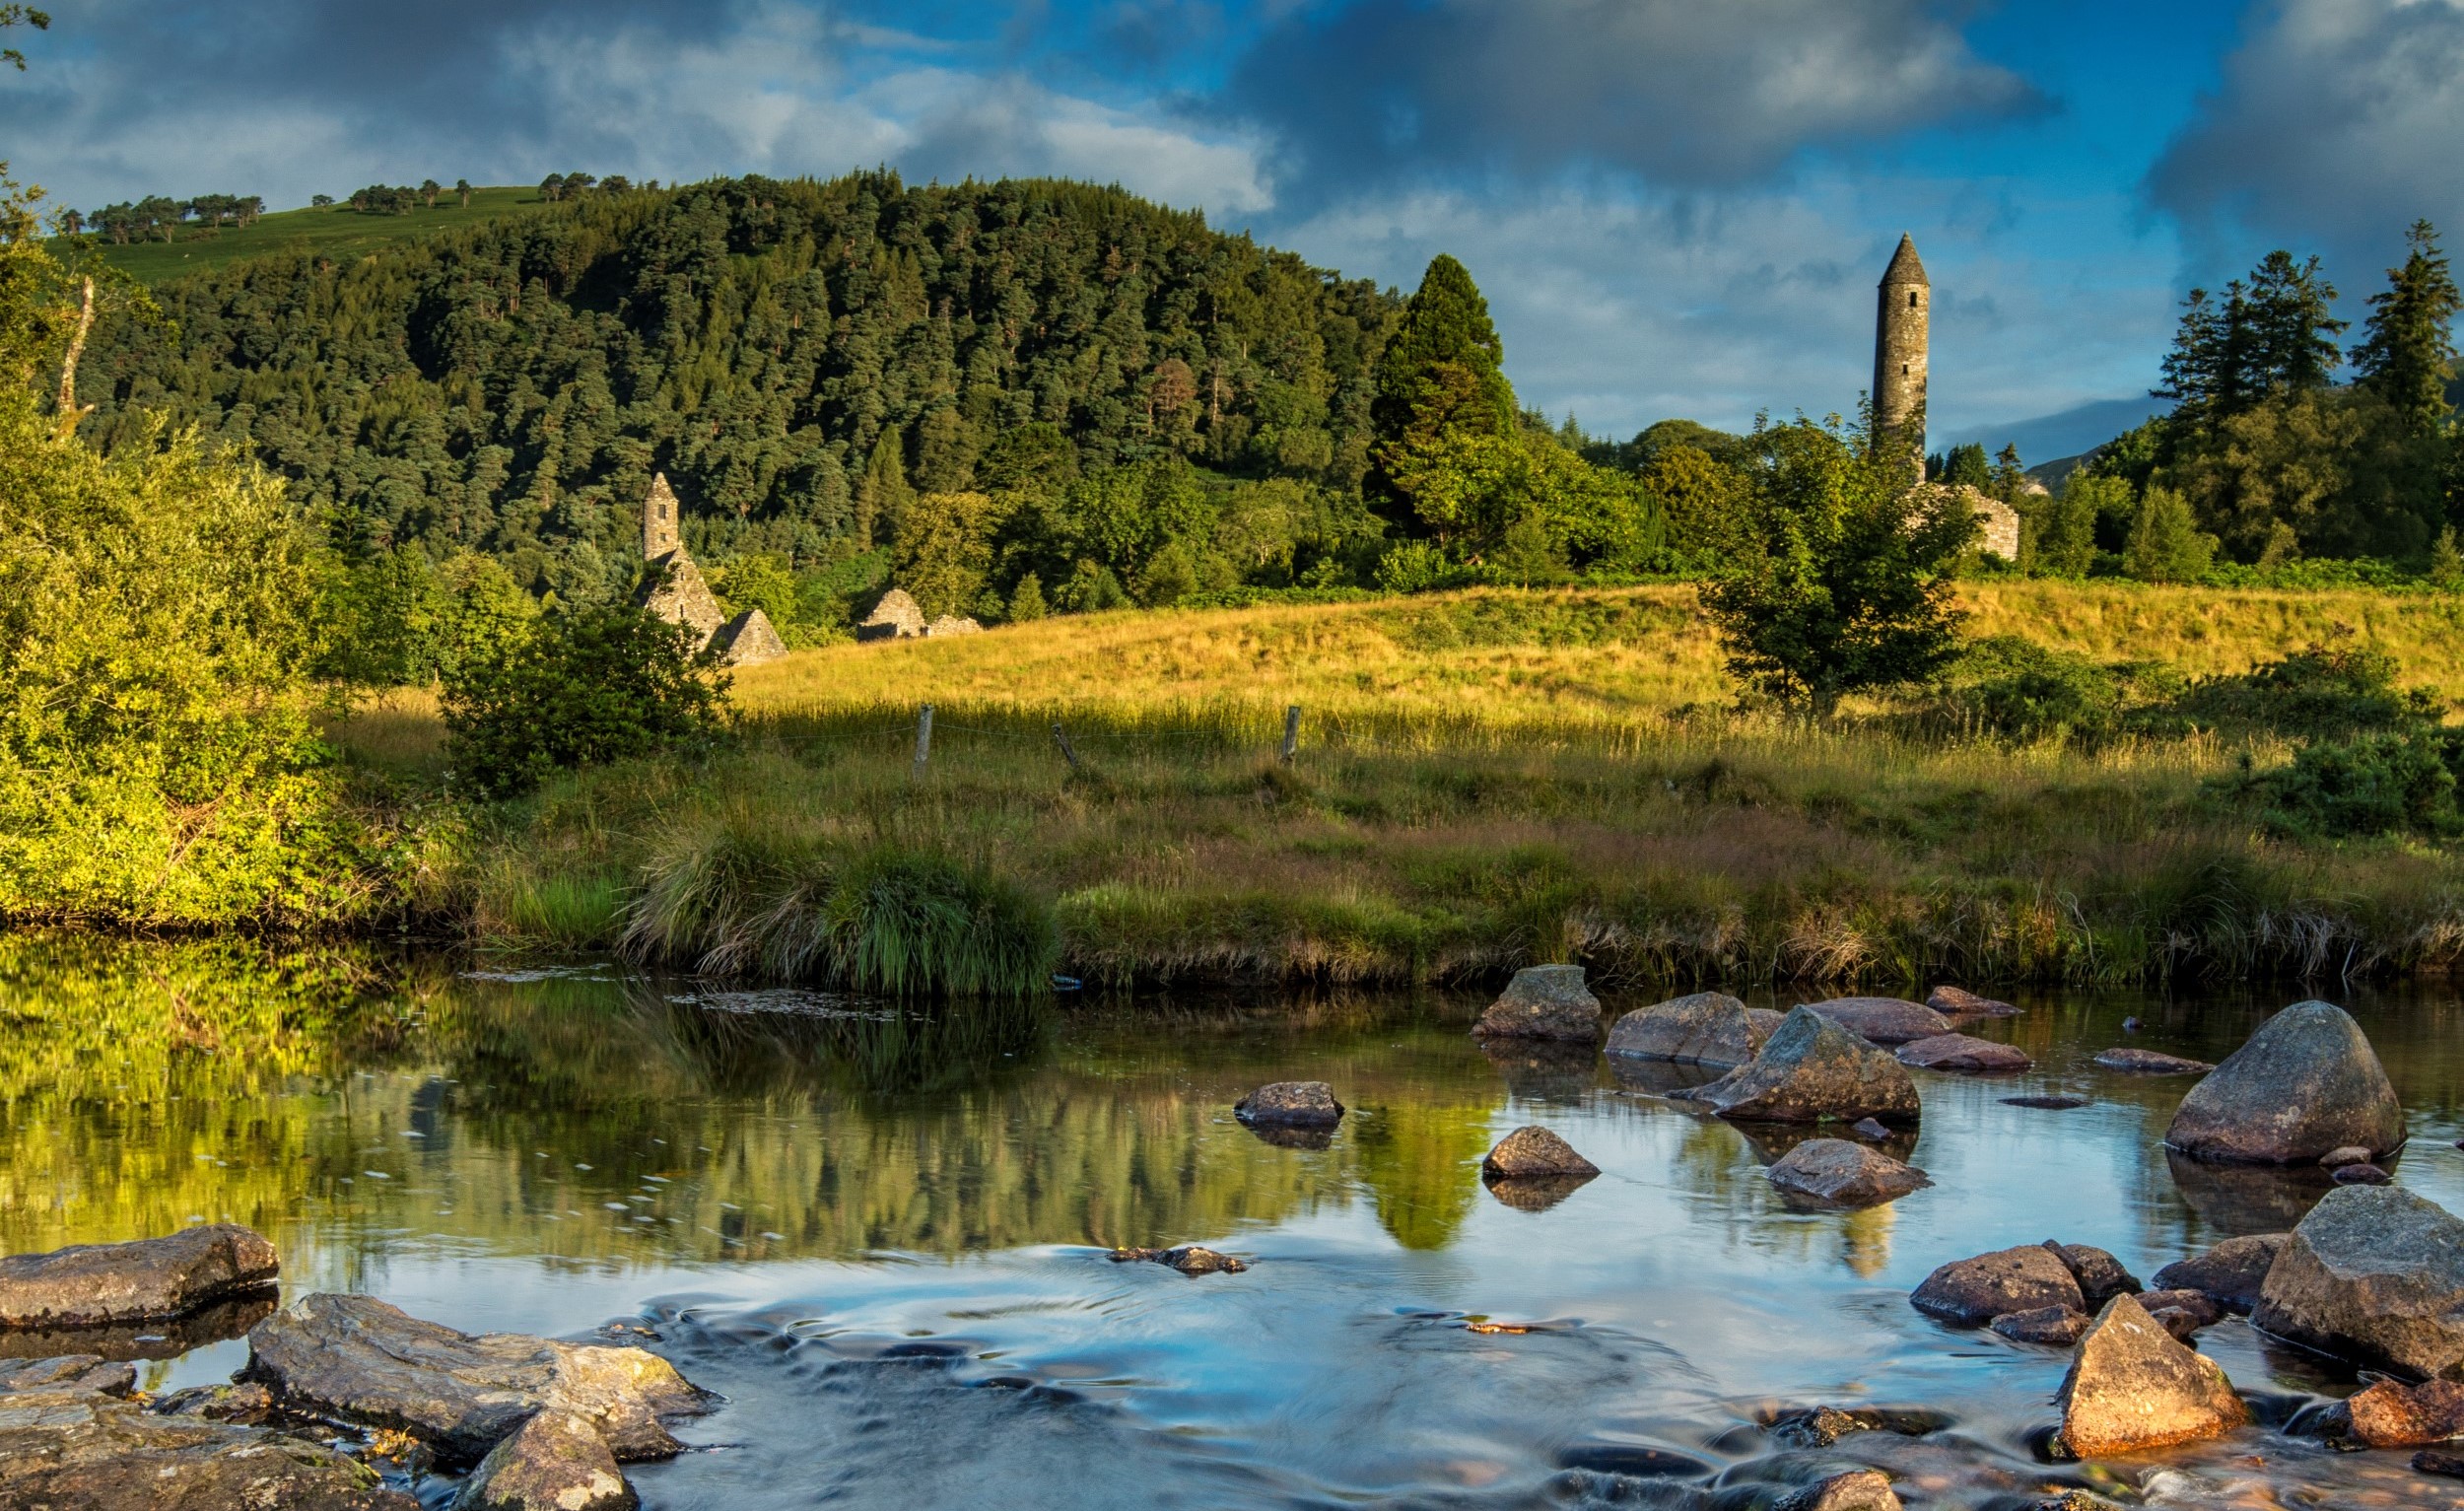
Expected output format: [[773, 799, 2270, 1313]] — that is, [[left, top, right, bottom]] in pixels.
[[1935, 636, 2178, 743], [2159, 644, 2439, 738], [441, 604, 730, 796], [2221, 728, 2464, 839]]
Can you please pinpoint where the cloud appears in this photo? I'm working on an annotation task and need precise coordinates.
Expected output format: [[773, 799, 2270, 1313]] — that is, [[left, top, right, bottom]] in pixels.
[[2149, 0, 2464, 275], [1220, 0, 2044, 199]]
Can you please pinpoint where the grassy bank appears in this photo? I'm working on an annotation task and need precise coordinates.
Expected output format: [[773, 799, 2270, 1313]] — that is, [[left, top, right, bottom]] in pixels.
[[327, 583, 2464, 993]]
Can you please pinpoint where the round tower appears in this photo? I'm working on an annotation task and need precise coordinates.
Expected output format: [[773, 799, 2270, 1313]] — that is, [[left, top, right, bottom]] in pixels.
[[1873, 234, 1929, 473], [643, 472, 681, 561]]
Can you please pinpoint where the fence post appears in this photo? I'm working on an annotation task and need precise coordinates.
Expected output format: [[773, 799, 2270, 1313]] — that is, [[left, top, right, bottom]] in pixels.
[[912, 704, 934, 780], [1280, 704, 1302, 765], [1052, 721, 1083, 773]]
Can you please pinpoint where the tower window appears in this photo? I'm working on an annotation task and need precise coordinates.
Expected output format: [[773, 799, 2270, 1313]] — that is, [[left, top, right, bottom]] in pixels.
[[1900, 364, 1909, 376], [1908, 291, 1918, 309]]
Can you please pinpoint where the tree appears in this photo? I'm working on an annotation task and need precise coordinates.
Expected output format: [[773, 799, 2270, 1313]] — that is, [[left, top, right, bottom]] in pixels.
[[1007, 571, 1047, 621], [1702, 416, 1975, 718], [855, 435, 915, 548], [453, 178, 471, 209], [310, 193, 333, 208], [2353, 220, 2460, 438], [1933, 443, 1990, 489], [1642, 444, 1754, 563], [2122, 485, 2217, 584], [0, 5, 47, 70], [2032, 475, 2110, 578], [441, 604, 728, 796], [420, 178, 441, 209], [1367, 254, 1516, 521], [2157, 250, 2347, 426]]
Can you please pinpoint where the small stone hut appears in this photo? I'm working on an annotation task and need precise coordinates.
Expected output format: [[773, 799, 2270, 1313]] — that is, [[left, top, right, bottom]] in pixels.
[[632, 473, 787, 665]]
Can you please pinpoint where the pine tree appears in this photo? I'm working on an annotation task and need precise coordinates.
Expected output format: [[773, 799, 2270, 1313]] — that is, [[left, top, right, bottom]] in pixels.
[[2244, 250, 2346, 393], [1366, 255, 1516, 520], [2123, 485, 2217, 584], [854, 436, 914, 548], [1007, 571, 1047, 621], [2354, 220, 2460, 438]]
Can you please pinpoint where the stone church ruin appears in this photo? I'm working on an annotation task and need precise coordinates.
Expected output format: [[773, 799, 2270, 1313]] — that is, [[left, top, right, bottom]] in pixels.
[[1872, 235, 2019, 561], [633, 474, 787, 664]]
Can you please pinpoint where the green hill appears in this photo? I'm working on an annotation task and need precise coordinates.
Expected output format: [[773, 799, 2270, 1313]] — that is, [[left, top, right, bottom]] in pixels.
[[71, 186, 563, 285]]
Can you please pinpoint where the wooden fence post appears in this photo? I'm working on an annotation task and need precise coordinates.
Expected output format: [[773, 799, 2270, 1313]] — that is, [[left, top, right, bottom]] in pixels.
[[912, 704, 934, 780], [1280, 704, 1302, 765], [1052, 721, 1082, 773]]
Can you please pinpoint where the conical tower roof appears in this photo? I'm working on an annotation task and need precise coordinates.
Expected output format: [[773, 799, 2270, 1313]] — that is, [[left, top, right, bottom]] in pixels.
[[1879, 233, 1929, 288]]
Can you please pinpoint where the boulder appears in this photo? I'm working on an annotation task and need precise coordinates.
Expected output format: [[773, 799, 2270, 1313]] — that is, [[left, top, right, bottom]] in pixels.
[[1801, 996, 1951, 1046], [2347, 1379, 2464, 1450], [2043, 1242, 2143, 1307], [2093, 1048, 2214, 1074], [2151, 1237, 2287, 1315], [1471, 966, 1601, 1041], [2252, 1186, 2464, 1378], [1480, 1126, 1600, 1180], [1990, 1306, 2090, 1346], [1765, 1139, 1930, 1208], [0, 1224, 278, 1330], [453, 1409, 636, 1511], [1774, 1470, 1902, 1511], [1746, 1007, 1787, 1041], [1928, 986, 2019, 1017], [1895, 1034, 2032, 1074], [2056, 1293, 2249, 1458], [244, 1294, 711, 1469], [0, 1386, 415, 1509], [1109, 1246, 1247, 1275], [1232, 1081, 1344, 1129], [2163, 1000, 2405, 1164], [1696, 1006, 1923, 1126], [1911, 1245, 2085, 1327], [1604, 992, 1766, 1067], [2132, 1290, 2223, 1330], [2320, 1145, 2374, 1168], [2419, 1448, 2464, 1479], [2145, 1306, 2205, 1343]]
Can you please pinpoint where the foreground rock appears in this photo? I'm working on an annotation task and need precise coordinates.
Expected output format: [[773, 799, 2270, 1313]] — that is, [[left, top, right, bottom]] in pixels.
[[1990, 1305, 2090, 1345], [1802, 997, 1951, 1046], [2165, 1000, 2404, 1164], [453, 1409, 636, 1511], [2092, 1048, 2213, 1074], [2252, 1186, 2464, 1377], [1481, 1126, 1600, 1179], [1605, 992, 1766, 1067], [1696, 1007, 1922, 1126], [1471, 965, 1601, 1041], [245, 1294, 710, 1468], [1774, 1469, 1902, 1511], [1765, 1139, 1930, 1208], [0, 1224, 279, 1330], [2057, 1293, 2248, 1457], [1110, 1245, 1247, 1275], [1928, 986, 2019, 1017], [1232, 1082, 1344, 1128], [1911, 1245, 2084, 1327], [1894, 1033, 2032, 1074], [0, 1385, 414, 1509], [2347, 1377, 2464, 1449]]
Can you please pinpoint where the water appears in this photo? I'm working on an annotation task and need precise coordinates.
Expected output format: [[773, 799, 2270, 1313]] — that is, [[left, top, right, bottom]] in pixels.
[[2, 934, 2461, 1508]]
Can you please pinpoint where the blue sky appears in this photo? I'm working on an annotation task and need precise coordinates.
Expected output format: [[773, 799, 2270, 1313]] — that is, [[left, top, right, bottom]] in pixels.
[[8, 1, 2462, 459]]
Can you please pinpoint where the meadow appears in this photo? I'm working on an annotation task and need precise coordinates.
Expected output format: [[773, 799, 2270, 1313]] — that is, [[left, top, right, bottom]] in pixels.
[[73, 186, 557, 285]]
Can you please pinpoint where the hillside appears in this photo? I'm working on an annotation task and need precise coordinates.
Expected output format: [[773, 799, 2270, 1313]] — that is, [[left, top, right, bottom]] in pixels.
[[70, 187, 563, 285]]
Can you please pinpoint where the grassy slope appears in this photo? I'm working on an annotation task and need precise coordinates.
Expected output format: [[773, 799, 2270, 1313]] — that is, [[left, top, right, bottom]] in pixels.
[[356, 581, 2464, 991], [71, 188, 555, 285]]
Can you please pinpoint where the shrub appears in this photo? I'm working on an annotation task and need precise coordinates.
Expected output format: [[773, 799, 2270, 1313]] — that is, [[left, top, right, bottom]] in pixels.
[[2159, 644, 2439, 739], [2220, 728, 2464, 839], [2122, 485, 2218, 584], [441, 604, 729, 796], [1934, 637, 2175, 743]]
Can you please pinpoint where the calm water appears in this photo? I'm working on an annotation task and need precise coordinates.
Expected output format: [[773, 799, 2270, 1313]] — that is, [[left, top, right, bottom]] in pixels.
[[3, 934, 2462, 1508]]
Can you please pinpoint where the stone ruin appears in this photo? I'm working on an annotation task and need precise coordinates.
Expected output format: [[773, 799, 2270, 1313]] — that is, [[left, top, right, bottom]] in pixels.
[[631, 473, 787, 665], [1912, 481, 2022, 562], [856, 587, 981, 642], [1872, 236, 2019, 563]]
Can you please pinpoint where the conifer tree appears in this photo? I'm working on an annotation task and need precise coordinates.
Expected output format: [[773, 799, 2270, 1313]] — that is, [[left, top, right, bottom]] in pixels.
[[854, 435, 914, 548], [2123, 485, 2217, 584], [1367, 255, 1515, 517], [2354, 220, 2460, 438]]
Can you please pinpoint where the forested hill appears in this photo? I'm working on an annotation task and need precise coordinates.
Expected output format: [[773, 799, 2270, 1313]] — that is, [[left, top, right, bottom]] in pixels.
[[81, 173, 1401, 591]]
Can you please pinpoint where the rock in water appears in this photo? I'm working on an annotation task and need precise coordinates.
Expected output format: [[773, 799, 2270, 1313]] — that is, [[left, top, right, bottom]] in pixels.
[[0, 1385, 415, 1509], [2056, 1293, 2248, 1457], [1233, 1082, 1344, 1128], [2092, 1048, 2214, 1074], [245, 1294, 711, 1468], [2150, 1234, 2287, 1315], [1765, 1139, 1930, 1207], [0, 1355, 136, 1396], [453, 1409, 636, 1511], [1697, 1006, 1923, 1126], [2332, 1162, 2391, 1185], [1991, 1306, 2091, 1345], [1109, 1246, 1247, 1274], [2252, 1185, 2464, 1378], [0, 1224, 279, 1329], [1911, 1246, 2085, 1327], [2346, 1378, 2464, 1449], [2319, 1145, 2373, 1168], [2042, 1242, 2144, 1307], [1604, 992, 1766, 1067], [2131, 1290, 2223, 1330], [2163, 1000, 2404, 1164], [1928, 986, 2019, 1017], [1895, 1034, 2032, 1074], [1480, 1126, 1600, 1179], [2419, 1448, 2464, 1479], [1800, 997, 1951, 1046], [1471, 965, 1602, 1041], [1774, 1469, 1902, 1511]]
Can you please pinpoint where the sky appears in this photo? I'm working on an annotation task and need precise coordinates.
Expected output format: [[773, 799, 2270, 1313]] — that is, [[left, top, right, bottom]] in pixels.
[[6, 0, 2463, 459]]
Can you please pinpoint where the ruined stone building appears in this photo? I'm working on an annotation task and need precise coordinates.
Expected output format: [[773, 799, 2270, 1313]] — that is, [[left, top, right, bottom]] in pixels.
[[855, 587, 982, 642], [1874, 235, 2019, 561], [633, 474, 787, 664]]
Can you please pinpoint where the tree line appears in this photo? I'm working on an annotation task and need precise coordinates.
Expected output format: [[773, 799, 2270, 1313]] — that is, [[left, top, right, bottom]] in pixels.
[[67, 193, 265, 242]]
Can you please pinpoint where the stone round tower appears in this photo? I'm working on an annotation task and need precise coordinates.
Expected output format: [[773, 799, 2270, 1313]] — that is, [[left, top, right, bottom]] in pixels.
[[1873, 234, 1929, 473]]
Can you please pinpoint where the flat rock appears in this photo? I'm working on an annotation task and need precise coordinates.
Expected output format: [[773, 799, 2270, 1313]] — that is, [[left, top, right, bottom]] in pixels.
[[1765, 1139, 1930, 1207], [0, 1224, 278, 1330], [2164, 1000, 2405, 1164], [1696, 1006, 1923, 1126], [1801, 996, 1951, 1046], [1774, 1469, 1902, 1511], [1928, 986, 2019, 1017], [2150, 1235, 2287, 1314], [1604, 992, 1766, 1067], [1233, 1081, 1344, 1128], [2252, 1186, 2464, 1378], [2093, 1048, 2214, 1074], [2056, 1293, 2248, 1457], [1109, 1245, 1247, 1275], [2319, 1145, 2373, 1168], [0, 1386, 415, 1509], [453, 1408, 636, 1511], [1911, 1245, 2085, 1327], [2043, 1242, 2143, 1306], [0, 1355, 135, 1396], [245, 1294, 711, 1469], [1895, 1033, 2032, 1074], [1481, 1126, 1600, 1180], [2348, 1379, 2464, 1449], [1990, 1305, 2091, 1345], [1471, 965, 1601, 1042]]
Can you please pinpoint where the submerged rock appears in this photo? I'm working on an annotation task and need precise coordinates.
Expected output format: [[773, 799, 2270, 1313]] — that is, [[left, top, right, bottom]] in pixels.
[[2092, 1048, 2214, 1074], [245, 1294, 711, 1468], [1764, 1405, 1950, 1449], [2004, 1095, 2091, 1110], [1849, 1118, 1892, 1139], [1696, 1006, 1923, 1126], [1928, 986, 2019, 1017], [1232, 1082, 1344, 1129], [0, 1355, 135, 1396], [1605, 992, 1765, 1067], [1765, 1139, 1930, 1208], [453, 1408, 636, 1511], [1774, 1469, 1902, 1511], [2042, 1242, 2143, 1307], [1471, 965, 1602, 1042], [1481, 1126, 1600, 1180], [2056, 1293, 2248, 1457], [1801, 996, 1951, 1046], [1895, 1033, 2032, 1074], [2332, 1162, 2391, 1185], [2252, 1185, 2464, 1378], [1109, 1246, 1248, 1275], [0, 1224, 279, 1330], [2164, 1000, 2405, 1164], [1990, 1305, 2091, 1346], [1911, 1245, 2085, 1327], [0, 1385, 414, 1509]]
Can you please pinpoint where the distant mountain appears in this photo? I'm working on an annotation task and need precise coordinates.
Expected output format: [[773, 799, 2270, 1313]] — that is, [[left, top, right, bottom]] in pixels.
[[1941, 395, 2171, 470]]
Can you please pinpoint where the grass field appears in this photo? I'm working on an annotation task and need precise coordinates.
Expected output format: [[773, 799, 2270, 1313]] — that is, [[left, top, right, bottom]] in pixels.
[[67, 187, 559, 285]]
